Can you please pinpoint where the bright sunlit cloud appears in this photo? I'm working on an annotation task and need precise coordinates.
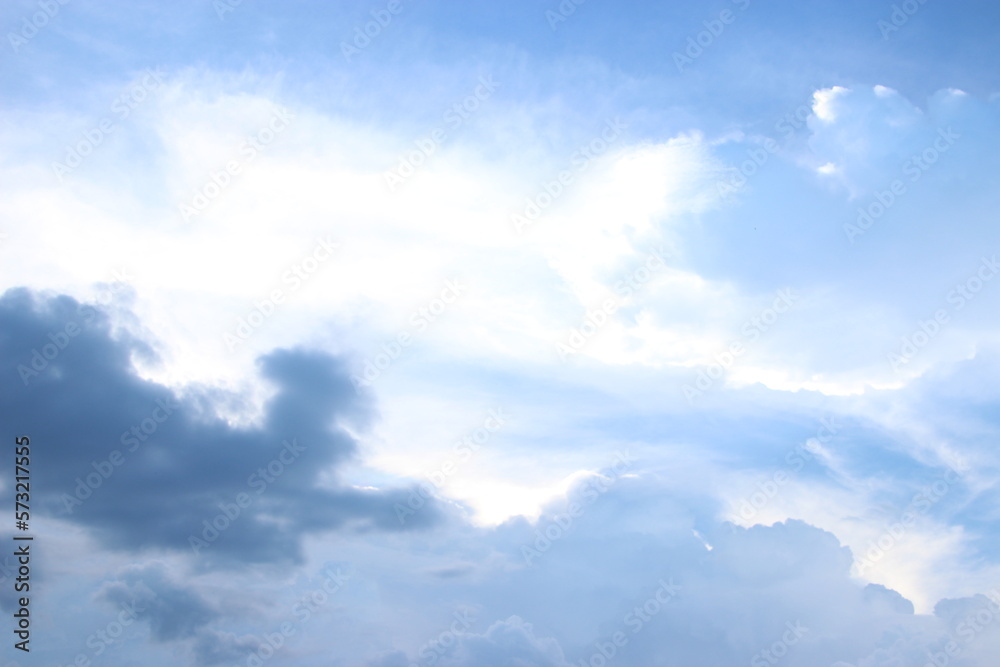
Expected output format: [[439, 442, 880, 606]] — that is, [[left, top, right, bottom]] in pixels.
[[2, 1, 1000, 664]]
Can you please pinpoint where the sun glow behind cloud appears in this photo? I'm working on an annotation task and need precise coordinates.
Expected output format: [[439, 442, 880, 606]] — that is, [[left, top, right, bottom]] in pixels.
[[3, 1, 1000, 664]]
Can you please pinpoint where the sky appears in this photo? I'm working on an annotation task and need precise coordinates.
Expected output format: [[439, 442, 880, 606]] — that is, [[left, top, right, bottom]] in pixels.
[[2, 1, 1000, 665]]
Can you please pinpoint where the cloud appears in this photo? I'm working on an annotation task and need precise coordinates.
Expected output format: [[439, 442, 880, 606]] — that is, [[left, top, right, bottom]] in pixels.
[[349, 469, 1000, 666], [98, 561, 216, 642], [190, 629, 264, 666], [0, 287, 445, 567], [1, 16, 999, 664], [370, 616, 572, 667], [428, 616, 573, 667]]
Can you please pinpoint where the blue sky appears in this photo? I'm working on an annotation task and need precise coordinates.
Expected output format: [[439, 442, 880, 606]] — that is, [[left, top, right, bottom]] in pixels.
[[3, 1, 1000, 665]]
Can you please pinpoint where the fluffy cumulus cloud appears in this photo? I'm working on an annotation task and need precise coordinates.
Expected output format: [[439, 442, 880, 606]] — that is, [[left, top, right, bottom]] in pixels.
[[2, 0, 1000, 665], [297, 476, 998, 666]]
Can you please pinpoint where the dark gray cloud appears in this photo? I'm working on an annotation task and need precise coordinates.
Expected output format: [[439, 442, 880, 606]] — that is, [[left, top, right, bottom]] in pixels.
[[0, 288, 443, 567]]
